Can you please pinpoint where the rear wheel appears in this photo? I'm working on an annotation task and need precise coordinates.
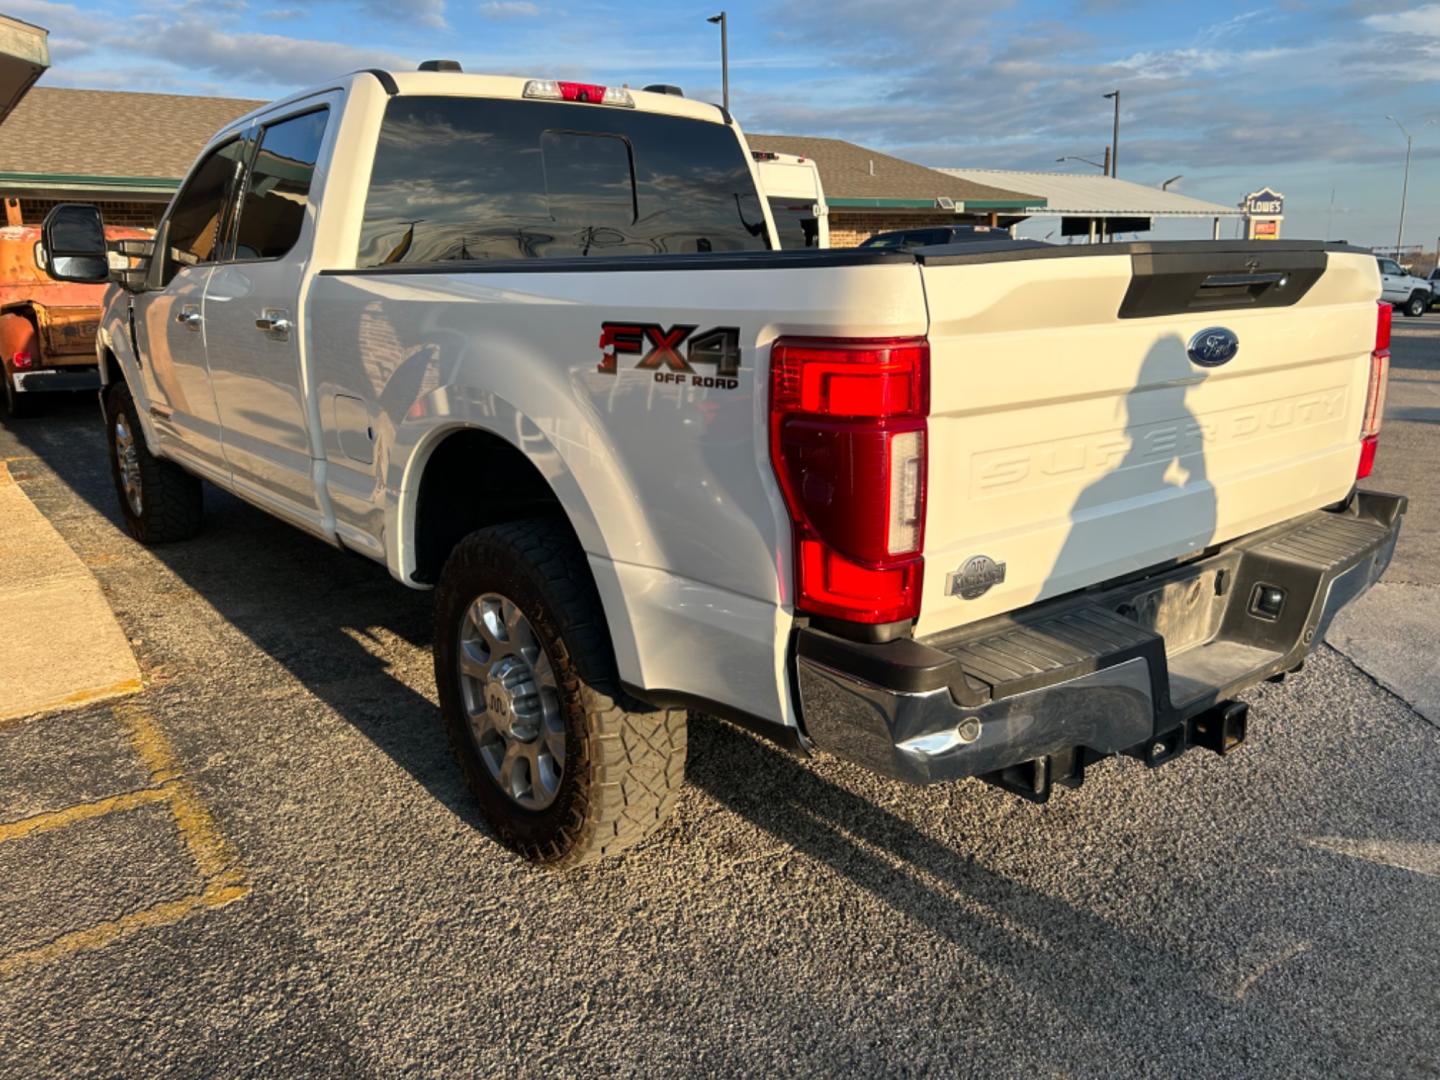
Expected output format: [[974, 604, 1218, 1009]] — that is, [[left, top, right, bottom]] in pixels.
[[104, 382, 203, 544], [1, 366, 39, 419], [434, 519, 686, 868], [1404, 291, 1428, 317]]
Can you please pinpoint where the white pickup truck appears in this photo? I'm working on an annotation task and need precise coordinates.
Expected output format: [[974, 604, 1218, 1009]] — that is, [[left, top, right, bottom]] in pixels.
[[42, 66, 1404, 867]]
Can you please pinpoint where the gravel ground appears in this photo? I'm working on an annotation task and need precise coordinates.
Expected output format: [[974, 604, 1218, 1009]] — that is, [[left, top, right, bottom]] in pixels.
[[0, 326, 1436, 1078]]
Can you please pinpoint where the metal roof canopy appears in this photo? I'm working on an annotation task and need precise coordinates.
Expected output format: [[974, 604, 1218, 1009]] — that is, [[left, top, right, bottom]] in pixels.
[[0, 15, 48, 128], [938, 168, 1245, 219]]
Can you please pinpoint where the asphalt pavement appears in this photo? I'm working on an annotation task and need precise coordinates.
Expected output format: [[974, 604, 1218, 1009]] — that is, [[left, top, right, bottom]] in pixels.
[[0, 325, 1436, 1078]]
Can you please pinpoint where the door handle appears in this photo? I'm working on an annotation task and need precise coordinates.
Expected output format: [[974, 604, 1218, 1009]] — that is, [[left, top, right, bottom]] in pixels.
[[254, 310, 293, 339], [175, 308, 201, 329]]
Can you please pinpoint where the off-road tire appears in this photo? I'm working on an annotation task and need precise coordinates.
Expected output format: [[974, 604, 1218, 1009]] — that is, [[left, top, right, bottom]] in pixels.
[[434, 519, 686, 868], [104, 381, 203, 544], [1404, 291, 1428, 318]]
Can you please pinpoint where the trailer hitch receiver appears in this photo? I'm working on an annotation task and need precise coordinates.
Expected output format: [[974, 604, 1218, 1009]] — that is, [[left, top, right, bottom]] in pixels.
[[1188, 700, 1248, 756]]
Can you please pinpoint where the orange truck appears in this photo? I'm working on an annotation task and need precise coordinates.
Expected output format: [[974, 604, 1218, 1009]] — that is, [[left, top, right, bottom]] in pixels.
[[0, 223, 151, 417]]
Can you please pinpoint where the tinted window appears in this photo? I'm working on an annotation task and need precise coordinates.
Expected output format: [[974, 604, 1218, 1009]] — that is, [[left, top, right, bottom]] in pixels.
[[162, 139, 246, 284], [907, 230, 948, 246], [860, 233, 902, 249], [233, 109, 328, 260], [358, 96, 770, 266], [766, 198, 819, 249]]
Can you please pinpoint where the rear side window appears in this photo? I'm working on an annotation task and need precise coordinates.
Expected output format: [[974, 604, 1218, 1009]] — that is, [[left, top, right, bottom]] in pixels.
[[357, 96, 770, 266], [232, 108, 328, 260]]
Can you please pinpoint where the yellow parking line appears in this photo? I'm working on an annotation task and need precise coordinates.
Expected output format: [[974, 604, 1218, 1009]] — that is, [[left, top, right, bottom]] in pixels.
[[0, 703, 250, 979], [0, 785, 172, 845], [0, 875, 248, 979], [115, 702, 184, 785], [116, 703, 243, 881], [0, 677, 145, 728]]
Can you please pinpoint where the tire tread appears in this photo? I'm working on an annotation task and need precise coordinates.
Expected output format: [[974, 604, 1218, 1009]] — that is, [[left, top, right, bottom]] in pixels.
[[436, 519, 686, 869]]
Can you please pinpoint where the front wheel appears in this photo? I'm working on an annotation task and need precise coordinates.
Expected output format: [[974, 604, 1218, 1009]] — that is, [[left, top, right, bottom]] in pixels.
[[104, 382, 203, 544], [1404, 292, 1428, 317], [434, 519, 686, 868]]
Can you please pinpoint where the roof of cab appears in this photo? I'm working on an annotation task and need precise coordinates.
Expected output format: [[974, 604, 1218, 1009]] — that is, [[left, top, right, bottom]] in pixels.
[[225, 69, 731, 133]]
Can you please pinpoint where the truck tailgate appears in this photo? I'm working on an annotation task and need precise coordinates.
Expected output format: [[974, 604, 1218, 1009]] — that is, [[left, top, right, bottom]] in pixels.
[[916, 242, 1379, 637]]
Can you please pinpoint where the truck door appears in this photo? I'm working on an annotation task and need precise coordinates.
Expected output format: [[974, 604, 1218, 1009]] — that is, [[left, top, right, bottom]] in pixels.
[[201, 106, 330, 529], [1378, 259, 1405, 303], [130, 137, 247, 477]]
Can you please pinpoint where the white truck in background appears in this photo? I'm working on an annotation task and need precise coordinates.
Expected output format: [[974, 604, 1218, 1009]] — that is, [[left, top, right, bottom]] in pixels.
[[43, 65, 1404, 867], [753, 150, 828, 248]]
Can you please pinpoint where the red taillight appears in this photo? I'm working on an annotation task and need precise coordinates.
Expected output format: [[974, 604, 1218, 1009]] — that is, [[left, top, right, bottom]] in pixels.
[[1359, 300, 1390, 479], [770, 336, 929, 624], [11, 351, 32, 371]]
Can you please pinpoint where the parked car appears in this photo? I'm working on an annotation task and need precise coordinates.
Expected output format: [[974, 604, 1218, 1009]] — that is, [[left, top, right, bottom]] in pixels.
[[0, 223, 151, 417], [1427, 267, 1440, 309], [42, 65, 1404, 868], [1376, 256, 1430, 317], [858, 224, 1007, 249]]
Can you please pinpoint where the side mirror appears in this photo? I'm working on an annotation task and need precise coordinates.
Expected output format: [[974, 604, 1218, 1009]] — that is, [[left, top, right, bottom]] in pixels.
[[40, 203, 110, 284]]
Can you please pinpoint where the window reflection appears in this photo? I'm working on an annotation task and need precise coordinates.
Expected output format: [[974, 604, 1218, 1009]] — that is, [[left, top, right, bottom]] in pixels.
[[358, 97, 771, 266]]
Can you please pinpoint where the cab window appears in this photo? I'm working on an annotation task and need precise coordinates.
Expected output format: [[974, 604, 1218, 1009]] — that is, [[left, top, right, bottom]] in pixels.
[[160, 138, 246, 286], [357, 96, 770, 265], [232, 108, 329, 261]]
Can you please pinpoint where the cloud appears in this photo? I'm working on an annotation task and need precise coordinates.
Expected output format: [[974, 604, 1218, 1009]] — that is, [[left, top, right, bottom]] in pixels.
[[1, 0, 91, 34], [115, 19, 411, 86], [1364, 2, 1440, 34], [481, 0, 539, 16], [362, 0, 445, 27]]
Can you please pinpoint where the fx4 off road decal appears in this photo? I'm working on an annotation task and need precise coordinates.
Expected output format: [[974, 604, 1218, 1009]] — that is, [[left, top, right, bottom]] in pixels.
[[598, 322, 742, 388]]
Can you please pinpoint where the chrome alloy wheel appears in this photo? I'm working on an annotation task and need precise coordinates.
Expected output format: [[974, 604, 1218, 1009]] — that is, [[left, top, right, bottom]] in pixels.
[[457, 592, 566, 810], [114, 412, 143, 517]]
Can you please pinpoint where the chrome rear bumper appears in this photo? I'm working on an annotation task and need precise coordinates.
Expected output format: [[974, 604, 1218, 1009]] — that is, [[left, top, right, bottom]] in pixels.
[[795, 491, 1405, 788]]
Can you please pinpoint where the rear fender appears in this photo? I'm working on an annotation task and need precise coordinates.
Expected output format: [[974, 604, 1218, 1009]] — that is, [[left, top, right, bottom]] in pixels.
[[390, 396, 656, 691]]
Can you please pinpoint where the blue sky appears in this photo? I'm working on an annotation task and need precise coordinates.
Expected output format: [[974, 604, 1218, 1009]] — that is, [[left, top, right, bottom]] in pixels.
[[13, 0, 1440, 247]]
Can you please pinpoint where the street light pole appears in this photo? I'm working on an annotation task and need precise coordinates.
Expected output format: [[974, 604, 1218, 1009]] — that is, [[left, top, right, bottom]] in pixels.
[[1103, 90, 1120, 177], [707, 12, 729, 113], [1387, 116, 1414, 255], [1055, 155, 1107, 171]]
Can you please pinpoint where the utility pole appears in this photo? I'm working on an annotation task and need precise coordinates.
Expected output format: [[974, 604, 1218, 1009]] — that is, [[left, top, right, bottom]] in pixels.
[[708, 12, 729, 113], [1104, 90, 1120, 177]]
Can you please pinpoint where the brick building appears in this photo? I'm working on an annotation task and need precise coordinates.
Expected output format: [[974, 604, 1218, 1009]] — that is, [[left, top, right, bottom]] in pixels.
[[0, 87, 262, 228], [748, 135, 1042, 246]]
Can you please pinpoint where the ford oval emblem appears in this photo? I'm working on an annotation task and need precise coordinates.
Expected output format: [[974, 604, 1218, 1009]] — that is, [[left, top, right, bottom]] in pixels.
[[1187, 327, 1239, 367]]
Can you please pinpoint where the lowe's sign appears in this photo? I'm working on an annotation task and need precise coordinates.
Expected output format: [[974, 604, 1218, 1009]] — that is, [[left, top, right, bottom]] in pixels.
[[1242, 188, 1285, 216]]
